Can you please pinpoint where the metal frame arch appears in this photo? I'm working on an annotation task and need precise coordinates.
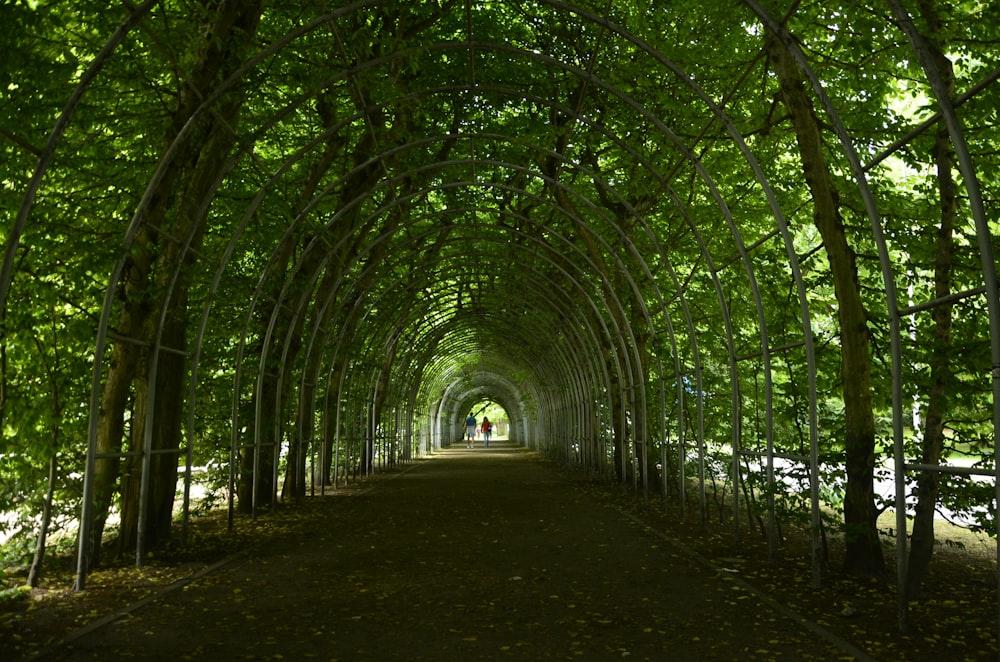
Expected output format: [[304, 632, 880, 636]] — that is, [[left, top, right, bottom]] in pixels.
[[294, 220, 608, 382], [413, 170, 657, 473], [0, 5, 1000, 644], [274, 161, 654, 453], [744, 1, 997, 623], [418, 321, 572, 451], [410, 322, 588, 456], [388, 250, 611, 438], [435, 358, 542, 450], [186, 74, 744, 512], [384, 57, 805, 517], [225, 18, 712, 506], [65, 0, 802, 590], [225, 33, 756, 464], [300, 236, 608, 467], [15, 0, 776, 468], [887, 0, 1000, 626], [376, 245, 616, 462]]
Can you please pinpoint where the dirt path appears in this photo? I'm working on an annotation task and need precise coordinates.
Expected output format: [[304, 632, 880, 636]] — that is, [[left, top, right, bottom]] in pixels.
[[36, 442, 867, 660]]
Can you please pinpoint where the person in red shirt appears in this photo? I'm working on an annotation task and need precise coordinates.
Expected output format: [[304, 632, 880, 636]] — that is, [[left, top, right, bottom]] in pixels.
[[480, 417, 493, 447]]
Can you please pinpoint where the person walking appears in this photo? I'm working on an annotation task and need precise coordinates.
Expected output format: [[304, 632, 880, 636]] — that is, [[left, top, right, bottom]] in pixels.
[[465, 411, 477, 448], [480, 417, 492, 447]]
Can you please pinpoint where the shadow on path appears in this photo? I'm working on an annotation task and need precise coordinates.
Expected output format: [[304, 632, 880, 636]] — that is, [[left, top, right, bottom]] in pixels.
[[43, 442, 864, 660]]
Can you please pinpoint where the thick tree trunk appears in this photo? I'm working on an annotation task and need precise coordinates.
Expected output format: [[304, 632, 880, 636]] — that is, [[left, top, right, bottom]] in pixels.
[[117, 293, 188, 554], [91, 0, 263, 557], [87, 232, 149, 569], [765, 28, 885, 577], [906, 0, 956, 598]]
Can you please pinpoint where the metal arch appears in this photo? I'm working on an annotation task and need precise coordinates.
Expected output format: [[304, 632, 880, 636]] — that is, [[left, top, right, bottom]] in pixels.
[[296, 226, 620, 470], [423, 337, 558, 450], [264, 7, 780, 366], [143, 33, 772, 536], [411, 260, 615, 460], [13, 0, 648, 544], [415, 331, 538, 421], [445, 373, 529, 437], [887, 1, 1000, 630], [312, 235, 620, 456], [324, 287, 564, 461], [152, 26, 764, 512], [82, 17, 779, 591], [430, 337, 584, 453], [1, 0, 159, 316], [292, 224, 608, 390], [20, 4, 983, 621], [258, 163, 648, 466], [252, 170, 696, 508], [434, 352, 546, 449], [296, 257, 596, 468]]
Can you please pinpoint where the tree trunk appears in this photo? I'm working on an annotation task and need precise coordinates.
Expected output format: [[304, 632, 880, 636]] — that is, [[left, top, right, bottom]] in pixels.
[[87, 233, 148, 569], [92, 0, 263, 557], [27, 451, 57, 587], [609, 369, 627, 482], [240, 101, 386, 507], [765, 28, 885, 577], [906, 0, 956, 598], [238, 234, 298, 512], [322, 359, 347, 485], [117, 290, 188, 554], [633, 328, 660, 496]]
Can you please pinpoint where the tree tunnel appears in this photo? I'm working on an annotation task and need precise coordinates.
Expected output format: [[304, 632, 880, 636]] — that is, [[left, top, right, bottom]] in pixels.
[[2, 0, 999, 634]]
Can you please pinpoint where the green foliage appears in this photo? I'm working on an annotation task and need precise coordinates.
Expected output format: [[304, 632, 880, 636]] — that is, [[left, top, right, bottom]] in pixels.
[[1, 0, 998, 585]]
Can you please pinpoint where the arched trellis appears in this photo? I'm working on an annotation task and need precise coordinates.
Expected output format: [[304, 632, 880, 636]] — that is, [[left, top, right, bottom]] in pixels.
[[1, 0, 997, 640]]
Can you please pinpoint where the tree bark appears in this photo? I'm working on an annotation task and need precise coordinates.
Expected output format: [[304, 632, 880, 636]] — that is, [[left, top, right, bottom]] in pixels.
[[765, 27, 885, 577], [91, 0, 263, 560], [240, 124, 386, 507], [117, 289, 189, 554], [906, 0, 956, 598], [87, 232, 148, 569], [28, 451, 57, 587]]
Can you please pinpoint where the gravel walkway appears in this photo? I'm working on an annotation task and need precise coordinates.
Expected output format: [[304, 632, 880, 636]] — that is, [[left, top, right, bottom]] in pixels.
[[42, 441, 865, 661]]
